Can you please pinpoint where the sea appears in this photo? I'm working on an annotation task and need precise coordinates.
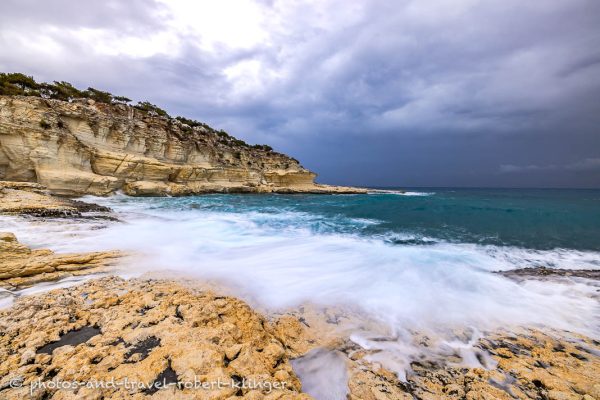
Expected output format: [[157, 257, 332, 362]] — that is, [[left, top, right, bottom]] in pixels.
[[2, 188, 599, 378]]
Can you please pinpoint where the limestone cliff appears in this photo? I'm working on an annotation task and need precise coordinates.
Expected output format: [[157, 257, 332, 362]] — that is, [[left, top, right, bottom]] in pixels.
[[0, 95, 365, 196]]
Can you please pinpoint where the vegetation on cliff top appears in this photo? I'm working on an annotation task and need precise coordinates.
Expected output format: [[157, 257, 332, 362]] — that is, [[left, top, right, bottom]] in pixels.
[[0, 72, 275, 152]]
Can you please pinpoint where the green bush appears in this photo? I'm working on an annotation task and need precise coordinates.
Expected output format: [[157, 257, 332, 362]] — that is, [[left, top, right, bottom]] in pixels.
[[217, 130, 230, 139], [39, 120, 51, 129], [0, 72, 39, 96], [134, 101, 169, 117], [40, 81, 84, 101], [252, 144, 273, 152], [112, 95, 132, 104], [84, 87, 113, 104]]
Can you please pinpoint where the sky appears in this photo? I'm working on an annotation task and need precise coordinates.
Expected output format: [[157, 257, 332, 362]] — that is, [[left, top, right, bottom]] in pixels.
[[1, 0, 599, 188]]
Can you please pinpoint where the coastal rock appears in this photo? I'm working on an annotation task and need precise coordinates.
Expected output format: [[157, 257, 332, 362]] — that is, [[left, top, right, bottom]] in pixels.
[[0, 232, 121, 289], [279, 305, 600, 400], [498, 267, 600, 281], [0, 96, 366, 196], [0, 277, 598, 399], [0, 180, 111, 217], [0, 277, 311, 399]]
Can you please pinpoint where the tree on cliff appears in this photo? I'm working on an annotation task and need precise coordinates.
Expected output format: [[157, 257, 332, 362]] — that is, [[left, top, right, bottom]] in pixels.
[[0, 73, 40, 96]]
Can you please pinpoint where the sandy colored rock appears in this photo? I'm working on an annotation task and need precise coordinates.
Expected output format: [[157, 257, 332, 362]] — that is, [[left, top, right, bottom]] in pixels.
[[0, 276, 599, 399], [0, 277, 312, 399], [0, 96, 366, 196], [0, 180, 112, 217], [0, 232, 122, 289]]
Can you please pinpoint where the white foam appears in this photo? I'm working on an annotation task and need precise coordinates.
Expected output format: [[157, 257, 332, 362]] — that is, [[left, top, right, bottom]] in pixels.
[[292, 349, 349, 400], [398, 191, 435, 196], [368, 190, 434, 196]]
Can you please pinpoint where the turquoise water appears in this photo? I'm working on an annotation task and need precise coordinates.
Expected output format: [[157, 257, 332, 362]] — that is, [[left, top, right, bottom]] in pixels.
[[113, 188, 600, 251]]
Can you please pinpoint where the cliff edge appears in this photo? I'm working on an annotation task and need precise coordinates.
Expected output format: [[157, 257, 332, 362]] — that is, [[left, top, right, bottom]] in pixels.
[[0, 95, 365, 196]]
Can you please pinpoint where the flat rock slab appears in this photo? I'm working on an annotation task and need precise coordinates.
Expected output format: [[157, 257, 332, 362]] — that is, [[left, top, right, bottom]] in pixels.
[[0, 231, 122, 289], [0, 181, 112, 218]]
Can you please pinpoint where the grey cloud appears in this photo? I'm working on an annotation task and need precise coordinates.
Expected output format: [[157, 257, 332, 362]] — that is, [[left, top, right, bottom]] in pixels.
[[566, 158, 600, 171], [500, 158, 600, 173], [500, 164, 558, 173], [0, 0, 599, 187]]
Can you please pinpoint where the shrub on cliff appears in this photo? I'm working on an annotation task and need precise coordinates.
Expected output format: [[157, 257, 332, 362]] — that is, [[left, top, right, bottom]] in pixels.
[[40, 81, 84, 101], [134, 101, 169, 117], [232, 138, 249, 147], [84, 87, 114, 104], [252, 144, 273, 152], [175, 116, 211, 131], [112, 95, 132, 104]]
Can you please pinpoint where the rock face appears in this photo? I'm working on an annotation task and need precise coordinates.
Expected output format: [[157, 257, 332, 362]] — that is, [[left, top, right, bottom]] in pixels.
[[0, 95, 365, 196], [0, 232, 122, 289]]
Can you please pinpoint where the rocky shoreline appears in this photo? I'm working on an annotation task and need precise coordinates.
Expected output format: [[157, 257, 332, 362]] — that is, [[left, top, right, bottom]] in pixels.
[[1, 277, 599, 400], [0, 183, 599, 399], [0, 182, 123, 290]]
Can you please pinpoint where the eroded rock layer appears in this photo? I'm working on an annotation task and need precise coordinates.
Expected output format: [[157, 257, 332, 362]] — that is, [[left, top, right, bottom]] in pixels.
[[0, 232, 122, 289], [0, 180, 112, 217], [0, 96, 365, 196]]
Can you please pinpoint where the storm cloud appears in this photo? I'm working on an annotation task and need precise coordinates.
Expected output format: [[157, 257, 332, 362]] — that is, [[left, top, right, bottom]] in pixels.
[[1, 0, 599, 187]]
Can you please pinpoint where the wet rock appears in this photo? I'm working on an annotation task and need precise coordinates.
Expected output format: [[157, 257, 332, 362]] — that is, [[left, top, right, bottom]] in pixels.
[[287, 311, 600, 400], [36, 326, 100, 355], [498, 267, 600, 281], [144, 361, 179, 395], [124, 336, 161, 362]]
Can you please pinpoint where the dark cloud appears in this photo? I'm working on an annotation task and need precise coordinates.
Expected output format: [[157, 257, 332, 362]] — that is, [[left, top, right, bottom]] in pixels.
[[1, 0, 599, 187]]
